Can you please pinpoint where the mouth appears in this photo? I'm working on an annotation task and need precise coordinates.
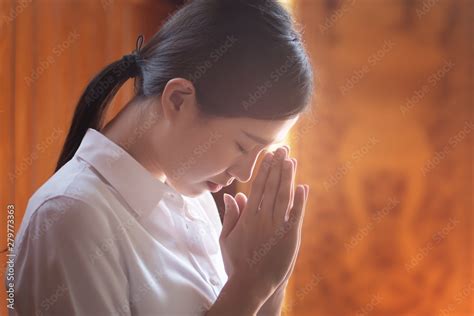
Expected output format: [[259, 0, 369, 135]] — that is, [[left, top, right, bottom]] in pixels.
[[206, 181, 224, 193]]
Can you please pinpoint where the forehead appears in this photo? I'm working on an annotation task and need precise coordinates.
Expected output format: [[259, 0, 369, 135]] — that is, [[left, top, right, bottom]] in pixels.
[[212, 115, 299, 140]]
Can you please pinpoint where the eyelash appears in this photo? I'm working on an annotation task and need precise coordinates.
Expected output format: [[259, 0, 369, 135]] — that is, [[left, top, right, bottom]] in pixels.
[[236, 143, 248, 154]]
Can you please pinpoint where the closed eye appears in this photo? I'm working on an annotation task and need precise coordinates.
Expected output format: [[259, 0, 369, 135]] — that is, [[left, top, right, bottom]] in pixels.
[[235, 142, 248, 154]]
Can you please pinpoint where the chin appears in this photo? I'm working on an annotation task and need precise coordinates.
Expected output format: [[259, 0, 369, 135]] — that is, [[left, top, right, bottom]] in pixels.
[[166, 180, 207, 197]]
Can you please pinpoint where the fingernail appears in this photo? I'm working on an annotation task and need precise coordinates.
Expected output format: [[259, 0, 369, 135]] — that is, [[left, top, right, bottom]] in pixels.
[[283, 159, 292, 169], [276, 148, 285, 159], [223, 193, 231, 208], [263, 152, 273, 162], [298, 184, 305, 193]]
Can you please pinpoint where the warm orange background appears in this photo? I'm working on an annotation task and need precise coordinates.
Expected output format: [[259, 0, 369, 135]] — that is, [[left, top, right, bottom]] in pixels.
[[1, 0, 472, 315]]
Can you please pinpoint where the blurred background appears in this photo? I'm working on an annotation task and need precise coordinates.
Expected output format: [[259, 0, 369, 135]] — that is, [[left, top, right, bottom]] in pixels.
[[0, 0, 472, 315]]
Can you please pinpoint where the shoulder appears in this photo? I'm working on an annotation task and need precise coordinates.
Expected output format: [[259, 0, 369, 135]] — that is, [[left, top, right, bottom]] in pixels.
[[33, 196, 111, 235], [16, 158, 121, 254], [11, 200, 129, 315], [29, 156, 114, 211], [20, 196, 116, 254], [26, 156, 119, 228]]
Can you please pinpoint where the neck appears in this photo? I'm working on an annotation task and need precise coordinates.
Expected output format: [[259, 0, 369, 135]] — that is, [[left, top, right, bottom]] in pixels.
[[102, 98, 167, 183]]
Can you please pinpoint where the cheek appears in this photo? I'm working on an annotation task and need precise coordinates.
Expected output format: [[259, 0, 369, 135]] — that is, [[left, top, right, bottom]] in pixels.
[[166, 133, 236, 182], [190, 145, 236, 179]]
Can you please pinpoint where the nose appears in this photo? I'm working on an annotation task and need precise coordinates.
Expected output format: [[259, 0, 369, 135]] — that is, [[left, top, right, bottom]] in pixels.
[[228, 155, 260, 184]]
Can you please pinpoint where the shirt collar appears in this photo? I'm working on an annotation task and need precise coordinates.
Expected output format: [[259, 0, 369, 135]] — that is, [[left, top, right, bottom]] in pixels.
[[74, 128, 185, 217]]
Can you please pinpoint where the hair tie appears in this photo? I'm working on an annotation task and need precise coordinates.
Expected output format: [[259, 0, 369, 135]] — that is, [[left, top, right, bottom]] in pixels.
[[121, 34, 145, 78]]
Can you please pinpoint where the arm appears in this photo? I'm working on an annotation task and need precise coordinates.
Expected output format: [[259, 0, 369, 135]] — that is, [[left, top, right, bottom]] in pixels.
[[12, 197, 131, 315], [205, 273, 273, 316], [256, 279, 288, 316]]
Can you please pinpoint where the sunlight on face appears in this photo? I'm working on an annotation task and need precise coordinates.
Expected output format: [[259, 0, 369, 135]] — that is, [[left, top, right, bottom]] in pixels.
[[163, 114, 299, 197], [144, 78, 301, 197]]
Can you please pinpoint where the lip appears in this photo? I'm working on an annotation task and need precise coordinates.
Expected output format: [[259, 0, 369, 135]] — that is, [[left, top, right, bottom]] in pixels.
[[206, 181, 223, 193]]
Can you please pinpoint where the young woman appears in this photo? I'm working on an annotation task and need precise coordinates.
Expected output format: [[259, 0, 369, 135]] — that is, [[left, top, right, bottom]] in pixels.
[[8, 0, 313, 315]]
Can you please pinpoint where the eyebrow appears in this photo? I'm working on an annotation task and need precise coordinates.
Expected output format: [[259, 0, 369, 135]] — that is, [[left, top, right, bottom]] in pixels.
[[241, 129, 285, 145]]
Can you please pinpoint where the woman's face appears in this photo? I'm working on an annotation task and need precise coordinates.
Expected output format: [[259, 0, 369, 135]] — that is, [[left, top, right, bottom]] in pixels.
[[144, 78, 299, 197]]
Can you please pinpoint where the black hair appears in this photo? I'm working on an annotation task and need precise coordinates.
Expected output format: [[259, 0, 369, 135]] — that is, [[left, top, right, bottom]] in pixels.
[[55, 0, 314, 172]]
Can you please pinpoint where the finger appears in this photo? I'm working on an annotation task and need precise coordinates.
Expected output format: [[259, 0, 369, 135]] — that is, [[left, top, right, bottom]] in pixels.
[[289, 158, 297, 212], [221, 193, 240, 240], [293, 185, 308, 267], [235, 192, 248, 214], [304, 184, 309, 201], [245, 151, 274, 215], [281, 147, 292, 212], [287, 185, 307, 232], [273, 158, 293, 225], [260, 147, 287, 215], [285, 185, 307, 280], [283, 185, 306, 281], [284, 228, 302, 282]]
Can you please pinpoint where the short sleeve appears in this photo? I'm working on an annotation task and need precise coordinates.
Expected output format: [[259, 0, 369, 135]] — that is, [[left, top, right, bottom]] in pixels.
[[10, 196, 131, 316]]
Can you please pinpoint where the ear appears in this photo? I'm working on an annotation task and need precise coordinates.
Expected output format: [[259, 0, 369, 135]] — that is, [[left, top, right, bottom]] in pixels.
[[160, 78, 196, 119]]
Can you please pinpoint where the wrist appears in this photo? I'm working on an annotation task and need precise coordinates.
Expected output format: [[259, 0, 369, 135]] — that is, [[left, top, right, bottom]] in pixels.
[[232, 273, 274, 309], [257, 280, 288, 316], [208, 273, 273, 316]]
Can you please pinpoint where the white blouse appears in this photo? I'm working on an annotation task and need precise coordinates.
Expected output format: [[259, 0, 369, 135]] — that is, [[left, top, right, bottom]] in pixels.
[[6, 128, 228, 315]]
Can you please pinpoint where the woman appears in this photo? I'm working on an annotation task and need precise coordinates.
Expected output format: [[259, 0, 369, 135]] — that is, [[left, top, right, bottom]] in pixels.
[[9, 0, 313, 314]]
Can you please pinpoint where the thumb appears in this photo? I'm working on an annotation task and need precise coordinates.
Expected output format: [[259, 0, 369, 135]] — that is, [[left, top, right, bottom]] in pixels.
[[234, 192, 248, 213], [220, 193, 240, 240]]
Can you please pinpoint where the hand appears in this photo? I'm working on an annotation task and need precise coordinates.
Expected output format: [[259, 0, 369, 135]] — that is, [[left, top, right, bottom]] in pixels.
[[222, 148, 307, 316], [221, 147, 305, 286], [219, 146, 309, 297]]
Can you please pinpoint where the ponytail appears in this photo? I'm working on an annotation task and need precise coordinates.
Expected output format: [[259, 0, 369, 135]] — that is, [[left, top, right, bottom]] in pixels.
[[57, 0, 315, 171], [55, 35, 144, 172]]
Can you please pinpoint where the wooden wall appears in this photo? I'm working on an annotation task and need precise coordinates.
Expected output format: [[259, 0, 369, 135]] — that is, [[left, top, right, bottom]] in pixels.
[[0, 1, 179, 315], [269, 0, 473, 315], [1, 0, 472, 315]]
